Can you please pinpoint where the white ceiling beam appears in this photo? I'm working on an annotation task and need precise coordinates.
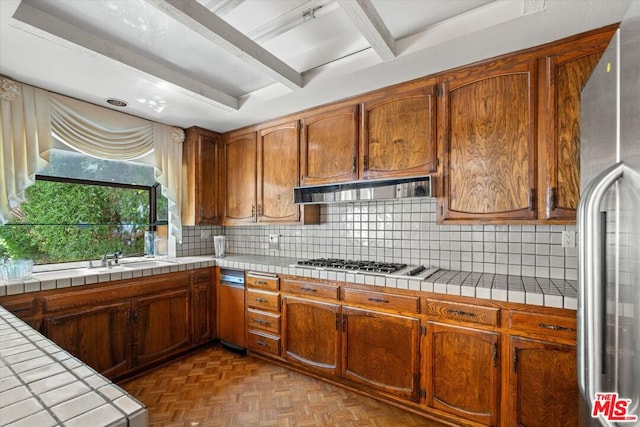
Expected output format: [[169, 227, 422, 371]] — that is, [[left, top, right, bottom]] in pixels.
[[338, 0, 396, 61], [12, 1, 239, 111], [147, 0, 304, 90]]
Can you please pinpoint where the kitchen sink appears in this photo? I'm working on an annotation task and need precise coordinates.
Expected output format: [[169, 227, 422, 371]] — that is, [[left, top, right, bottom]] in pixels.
[[119, 260, 176, 269]]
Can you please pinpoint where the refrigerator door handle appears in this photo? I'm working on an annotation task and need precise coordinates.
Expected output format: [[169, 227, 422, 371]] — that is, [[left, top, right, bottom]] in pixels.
[[577, 161, 624, 417]]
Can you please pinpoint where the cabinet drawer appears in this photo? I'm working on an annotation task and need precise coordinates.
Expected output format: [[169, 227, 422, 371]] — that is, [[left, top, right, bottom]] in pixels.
[[343, 288, 419, 314], [507, 310, 576, 340], [247, 309, 280, 335], [246, 289, 280, 312], [247, 331, 280, 356], [246, 272, 279, 291], [191, 269, 211, 284], [426, 299, 499, 326], [281, 279, 339, 300]]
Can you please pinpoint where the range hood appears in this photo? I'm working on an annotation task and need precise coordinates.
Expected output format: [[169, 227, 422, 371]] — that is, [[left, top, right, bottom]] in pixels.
[[294, 176, 432, 204]]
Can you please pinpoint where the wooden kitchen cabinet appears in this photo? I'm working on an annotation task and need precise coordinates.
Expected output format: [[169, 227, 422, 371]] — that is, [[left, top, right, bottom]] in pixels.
[[505, 336, 578, 427], [425, 322, 500, 426], [217, 280, 246, 350], [183, 126, 222, 225], [44, 301, 132, 378], [192, 282, 213, 345], [282, 296, 341, 376], [360, 83, 437, 180], [258, 121, 301, 223], [540, 29, 614, 221], [223, 130, 257, 225], [245, 272, 281, 356], [342, 306, 420, 402], [133, 287, 191, 367], [192, 268, 214, 345], [439, 56, 538, 222], [300, 104, 359, 185], [223, 123, 319, 225]]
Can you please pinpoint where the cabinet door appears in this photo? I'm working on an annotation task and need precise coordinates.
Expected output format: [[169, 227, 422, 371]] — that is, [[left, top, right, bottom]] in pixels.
[[183, 127, 222, 225], [440, 58, 537, 221], [506, 336, 578, 427], [224, 131, 256, 225], [282, 296, 341, 376], [361, 85, 437, 179], [192, 283, 213, 345], [44, 302, 131, 378], [217, 284, 246, 349], [300, 105, 358, 185], [426, 322, 499, 426], [133, 288, 191, 367], [542, 35, 611, 221], [342, 306, 420, 401], [258, 121, 300, 223]]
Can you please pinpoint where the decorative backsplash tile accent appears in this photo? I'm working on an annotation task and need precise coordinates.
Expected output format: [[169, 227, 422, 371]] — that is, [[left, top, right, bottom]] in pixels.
[[180, 199, 577, 280]]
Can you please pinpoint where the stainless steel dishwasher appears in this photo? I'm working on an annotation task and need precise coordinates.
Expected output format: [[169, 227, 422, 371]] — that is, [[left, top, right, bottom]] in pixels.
[[217, 269, 246, 352]]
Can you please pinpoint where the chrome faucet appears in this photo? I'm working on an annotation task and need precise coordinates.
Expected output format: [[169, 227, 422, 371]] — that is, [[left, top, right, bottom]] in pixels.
[[100, 251, 122, 268]]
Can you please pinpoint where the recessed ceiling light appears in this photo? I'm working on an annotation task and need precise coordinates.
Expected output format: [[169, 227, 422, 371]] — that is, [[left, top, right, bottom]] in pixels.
[[106, 98, 128, 107]]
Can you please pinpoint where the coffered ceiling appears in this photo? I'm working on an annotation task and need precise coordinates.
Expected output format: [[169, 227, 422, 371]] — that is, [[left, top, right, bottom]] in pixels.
[[0, 0, 632, 132]]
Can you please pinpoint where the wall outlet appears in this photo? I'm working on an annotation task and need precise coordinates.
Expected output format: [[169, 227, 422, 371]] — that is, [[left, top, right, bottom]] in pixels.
[[200, 230, 211, 240], [561, 231, 576, 248], [269, 234, 280, 250]]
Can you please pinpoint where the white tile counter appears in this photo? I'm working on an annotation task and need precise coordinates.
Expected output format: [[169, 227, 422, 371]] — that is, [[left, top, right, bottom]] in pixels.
[[214, 254, 577, 309], [0, 306, 147, 427], [0, 254, 576, 309]]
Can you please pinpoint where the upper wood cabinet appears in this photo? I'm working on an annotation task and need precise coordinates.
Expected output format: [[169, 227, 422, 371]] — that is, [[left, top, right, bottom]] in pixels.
[[300, 104, 359, 185], [223, 130, 257, 225], [439, 57, 538, 222], [360, 84, 437, 180], [223, 122, 319, 226], [540, 29, 614, 221], [183, 127, 222, 225], [258, 122, 301, 223]]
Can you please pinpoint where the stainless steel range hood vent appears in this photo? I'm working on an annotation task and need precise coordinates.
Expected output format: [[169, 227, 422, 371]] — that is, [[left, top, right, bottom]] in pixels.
[[294, 176, 432, 204]]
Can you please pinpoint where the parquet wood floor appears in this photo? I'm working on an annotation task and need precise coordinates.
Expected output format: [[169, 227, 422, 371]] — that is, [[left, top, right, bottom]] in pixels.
[[119, 344, 447, 427]]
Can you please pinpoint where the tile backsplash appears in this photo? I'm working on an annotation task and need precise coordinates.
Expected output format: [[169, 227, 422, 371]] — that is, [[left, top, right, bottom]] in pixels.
[[178, 199, 577, 280]]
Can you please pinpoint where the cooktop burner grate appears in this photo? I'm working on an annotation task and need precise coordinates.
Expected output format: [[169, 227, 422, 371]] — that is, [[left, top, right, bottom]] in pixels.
[[297, 258, 407, 274]]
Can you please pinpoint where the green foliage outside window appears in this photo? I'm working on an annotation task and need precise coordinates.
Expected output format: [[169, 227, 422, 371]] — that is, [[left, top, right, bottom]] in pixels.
[[0, 181, 150, 264]]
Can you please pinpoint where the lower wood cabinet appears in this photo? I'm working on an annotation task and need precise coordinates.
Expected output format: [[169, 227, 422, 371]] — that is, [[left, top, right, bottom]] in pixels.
[[5, 268, 215, 380], [133, 288, 191, 367], [425, 322, 500, 426], [505, 336, 578, 427], [44, 301, 131, 378], [282, 296, 341, 376], [192, 282, 213, 345], [342, 306, 420, 402]]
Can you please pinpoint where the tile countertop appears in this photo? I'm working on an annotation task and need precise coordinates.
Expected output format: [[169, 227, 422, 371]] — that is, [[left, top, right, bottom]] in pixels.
[[0, 254, 577, 310], [0, 306, 148, 427], [214, 254, 578, 310]]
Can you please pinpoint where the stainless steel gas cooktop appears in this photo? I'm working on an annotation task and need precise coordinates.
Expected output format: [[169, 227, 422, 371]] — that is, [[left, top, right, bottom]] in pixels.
[[293, 258, 438, 279]]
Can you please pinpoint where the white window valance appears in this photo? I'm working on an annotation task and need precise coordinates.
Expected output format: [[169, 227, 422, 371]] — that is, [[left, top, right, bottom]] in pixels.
[[0, 76, 185, 244]]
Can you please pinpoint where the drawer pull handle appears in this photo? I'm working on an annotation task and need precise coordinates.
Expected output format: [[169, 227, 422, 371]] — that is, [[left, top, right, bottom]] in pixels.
[[256, 340, 268, 347], [256, 281, 268, 285], [300, 287, 317, 292], [447, 309, 476, 318], [539, 323, 576, 332], [368, 298, 389, 303], [253, 319, 270, 325], [255, 298, 269, 303]]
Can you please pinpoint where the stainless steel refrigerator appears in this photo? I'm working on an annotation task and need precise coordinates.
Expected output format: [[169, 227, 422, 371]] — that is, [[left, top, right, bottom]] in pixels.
[[578, 2, 640, 426]]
